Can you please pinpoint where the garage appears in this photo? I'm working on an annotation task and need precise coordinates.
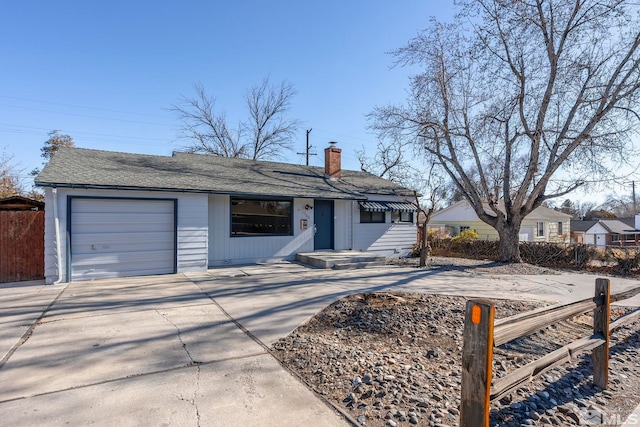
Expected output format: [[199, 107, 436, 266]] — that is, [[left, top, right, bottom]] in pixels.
[[69, 197, 176, 281]]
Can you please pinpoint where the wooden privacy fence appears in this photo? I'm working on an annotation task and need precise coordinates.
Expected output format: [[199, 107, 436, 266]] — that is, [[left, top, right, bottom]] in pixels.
[[461, 278, 640, 427], [0, 210, 45, 283]]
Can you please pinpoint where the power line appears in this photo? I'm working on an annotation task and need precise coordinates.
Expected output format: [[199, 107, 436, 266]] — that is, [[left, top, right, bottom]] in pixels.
[[0, 123, 173, 146], [0, 95, 168, 118], [0, 103, 173, 128]]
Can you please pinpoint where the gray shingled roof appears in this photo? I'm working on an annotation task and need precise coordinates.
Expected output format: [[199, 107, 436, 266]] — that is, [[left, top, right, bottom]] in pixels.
[[570, 220, 599, 232], [598, 219, 640, 234], [35, 147, 413, 200]]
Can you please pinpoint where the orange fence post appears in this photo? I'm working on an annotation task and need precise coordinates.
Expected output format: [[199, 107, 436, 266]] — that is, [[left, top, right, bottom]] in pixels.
[[461, 299, 495, 427]]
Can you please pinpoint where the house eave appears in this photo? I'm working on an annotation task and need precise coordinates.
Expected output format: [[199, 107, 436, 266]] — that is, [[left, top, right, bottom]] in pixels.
[[34, 182, 370, 200]]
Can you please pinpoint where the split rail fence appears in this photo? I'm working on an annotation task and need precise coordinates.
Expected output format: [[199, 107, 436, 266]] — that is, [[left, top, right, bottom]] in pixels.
[[460, 278, 640, 427]]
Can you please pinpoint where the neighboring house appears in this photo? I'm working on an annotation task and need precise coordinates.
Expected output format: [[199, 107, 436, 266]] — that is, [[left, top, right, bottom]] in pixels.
[[573, 216, 640, 247], [570, 220, 598, 244], [35, 145, 417, 283], [428, 200, 571, 243], [0, 195, 44, 211]]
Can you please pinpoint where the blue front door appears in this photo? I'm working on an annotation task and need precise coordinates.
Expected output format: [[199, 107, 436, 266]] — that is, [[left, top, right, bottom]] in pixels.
[[314, 200, 334, 250]]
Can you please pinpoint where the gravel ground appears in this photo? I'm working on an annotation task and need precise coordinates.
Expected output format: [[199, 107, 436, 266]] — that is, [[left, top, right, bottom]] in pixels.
[[272, 259, 640, 427], [387, 256, 560, 276]]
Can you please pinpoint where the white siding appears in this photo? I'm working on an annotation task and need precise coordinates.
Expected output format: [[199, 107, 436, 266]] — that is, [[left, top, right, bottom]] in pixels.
[[208, 195, 314, 266], [334, 200, 352, 250], [42, 188, 208, 283], [585, 223, 608, 248], [431, 202, 480, 222], [353, 223, 416, 256], [352, 199, 417, 257], [43, 189, 60, 282], [176, 193, 209, 272]]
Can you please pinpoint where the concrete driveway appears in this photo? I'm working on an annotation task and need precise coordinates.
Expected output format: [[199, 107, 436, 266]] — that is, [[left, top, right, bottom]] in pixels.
[[1, 263, 639, 426], [0, 273, 348, 427]]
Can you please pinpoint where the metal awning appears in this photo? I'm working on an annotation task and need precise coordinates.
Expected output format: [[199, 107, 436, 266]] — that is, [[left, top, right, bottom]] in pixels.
[[359, 201, 417, 212]]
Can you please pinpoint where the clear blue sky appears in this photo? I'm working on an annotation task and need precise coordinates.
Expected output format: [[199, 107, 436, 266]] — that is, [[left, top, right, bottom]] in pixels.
[[1, 1, 454, 189]]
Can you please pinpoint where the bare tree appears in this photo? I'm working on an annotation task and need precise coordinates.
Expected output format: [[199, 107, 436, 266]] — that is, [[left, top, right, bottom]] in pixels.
[[359, 138, 444, 267], [599, 194, 638, 217], [357, 138, 413, 184], [371, 0, 640, 262], [1, 148, 24, 197], [413, 167, 445, 267], [172, 79, 299, 161]]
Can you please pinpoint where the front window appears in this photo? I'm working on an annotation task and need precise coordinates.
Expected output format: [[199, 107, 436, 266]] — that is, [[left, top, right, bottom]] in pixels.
[[536, 222, 545, 237], [231, 198, 292, 236], [360, 208, 385, 223], [391, 211, 413, 223], [558, 221, 563, 235]]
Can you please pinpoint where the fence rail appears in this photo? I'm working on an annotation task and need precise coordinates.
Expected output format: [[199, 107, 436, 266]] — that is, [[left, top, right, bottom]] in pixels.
[[460, 279, 640, 427]]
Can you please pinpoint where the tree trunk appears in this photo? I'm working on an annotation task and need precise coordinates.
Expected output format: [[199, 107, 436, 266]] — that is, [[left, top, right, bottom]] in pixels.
[[419, 221, 431, 267], [496, 222, 522, 263]]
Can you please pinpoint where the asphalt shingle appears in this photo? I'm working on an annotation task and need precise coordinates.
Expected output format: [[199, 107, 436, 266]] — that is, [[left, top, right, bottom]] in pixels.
[[35, 147, 413, 199]]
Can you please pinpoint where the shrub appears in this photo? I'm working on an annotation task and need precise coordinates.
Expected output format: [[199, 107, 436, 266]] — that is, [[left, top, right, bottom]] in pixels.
[[451, 229, 478, 242]]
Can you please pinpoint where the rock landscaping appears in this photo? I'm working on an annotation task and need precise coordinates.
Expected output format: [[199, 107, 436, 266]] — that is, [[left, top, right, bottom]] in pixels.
[[272, 284, 640, 426]]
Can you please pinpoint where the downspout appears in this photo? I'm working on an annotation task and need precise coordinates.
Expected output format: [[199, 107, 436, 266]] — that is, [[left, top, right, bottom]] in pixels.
[[52, 187, 63, 284]]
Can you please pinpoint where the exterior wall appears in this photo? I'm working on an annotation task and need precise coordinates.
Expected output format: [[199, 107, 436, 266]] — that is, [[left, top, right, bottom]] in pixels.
[[521, 219, 570, 243], [429, 220, 499, 241], [571, 232, 585, 244], [43, 187, 208, 283], [334, 199, 352, 251], [43, 189, 59, 282], [208, 195, 315, 266], [585, 223, 609, 248], [175, 194, 209, 272], [352, 198, 417, 257], [430, 200, 571, 243], [428, 218, 571, 243]]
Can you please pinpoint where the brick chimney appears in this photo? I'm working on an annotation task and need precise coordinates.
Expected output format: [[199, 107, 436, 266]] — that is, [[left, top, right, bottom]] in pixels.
[[324, 142, 341, 179]]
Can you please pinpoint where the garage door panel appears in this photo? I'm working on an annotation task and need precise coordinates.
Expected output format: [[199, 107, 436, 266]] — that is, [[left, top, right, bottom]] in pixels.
[[71, 212, 173, 225], [72, 245, 175, 261], [72, 265, 177, 281], [72, 222, 173, 234], [73, 231, 173, 245], [72, 251, 174, 268], [72, 199, 173, 213], [70, 198, 175, 281]]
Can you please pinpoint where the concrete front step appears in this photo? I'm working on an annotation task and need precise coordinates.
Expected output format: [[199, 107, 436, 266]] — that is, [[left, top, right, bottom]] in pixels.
[[332, 261, 387, 270], [296, 251, 386, 269]]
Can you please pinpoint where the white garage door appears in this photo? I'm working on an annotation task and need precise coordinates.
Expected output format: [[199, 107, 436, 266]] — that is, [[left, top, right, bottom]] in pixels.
[[70, 198, 176, 281]]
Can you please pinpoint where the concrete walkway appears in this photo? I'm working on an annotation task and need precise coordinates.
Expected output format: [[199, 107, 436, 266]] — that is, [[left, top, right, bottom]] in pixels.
[[1, 262, 640, 426]]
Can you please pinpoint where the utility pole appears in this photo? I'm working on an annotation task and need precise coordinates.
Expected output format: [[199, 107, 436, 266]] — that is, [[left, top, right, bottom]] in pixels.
[[297, 128, 316, 165]]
